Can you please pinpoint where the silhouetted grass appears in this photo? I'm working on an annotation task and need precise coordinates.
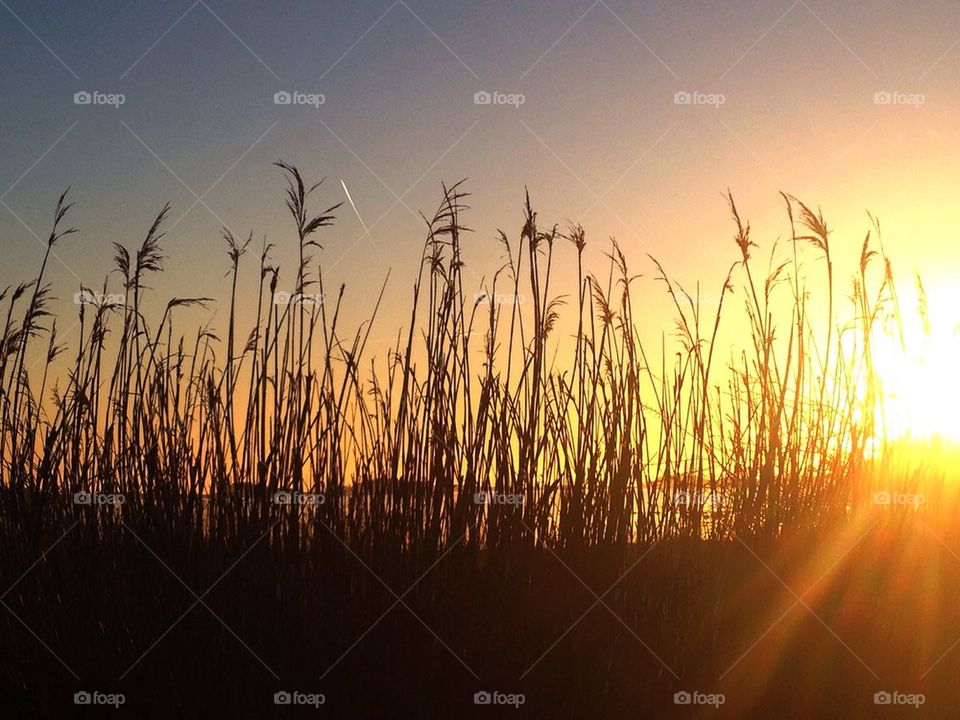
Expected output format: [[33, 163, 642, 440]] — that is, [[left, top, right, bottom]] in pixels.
[[1, 165, 956, 717]]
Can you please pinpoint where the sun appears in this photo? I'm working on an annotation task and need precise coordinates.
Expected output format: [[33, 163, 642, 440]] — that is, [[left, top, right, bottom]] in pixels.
[[871, 286, 960, 441]]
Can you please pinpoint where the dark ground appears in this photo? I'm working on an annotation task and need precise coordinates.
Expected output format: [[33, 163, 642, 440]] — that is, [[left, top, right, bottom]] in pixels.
[[1, 513, 956, 718]]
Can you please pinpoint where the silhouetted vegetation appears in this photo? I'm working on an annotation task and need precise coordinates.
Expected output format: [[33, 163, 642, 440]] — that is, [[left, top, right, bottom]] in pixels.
[[2, 165, 957, 717]]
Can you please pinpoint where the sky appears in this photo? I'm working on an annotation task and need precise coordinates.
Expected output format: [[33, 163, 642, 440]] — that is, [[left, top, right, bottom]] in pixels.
[[3, 0, 960, 358]]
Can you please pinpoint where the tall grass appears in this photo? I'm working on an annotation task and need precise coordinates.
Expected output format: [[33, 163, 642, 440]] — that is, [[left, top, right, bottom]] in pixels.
[[0, 164, 937, 562]]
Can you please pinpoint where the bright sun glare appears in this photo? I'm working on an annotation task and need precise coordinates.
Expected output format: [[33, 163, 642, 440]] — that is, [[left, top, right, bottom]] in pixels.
[[872, 285, 960, 441]]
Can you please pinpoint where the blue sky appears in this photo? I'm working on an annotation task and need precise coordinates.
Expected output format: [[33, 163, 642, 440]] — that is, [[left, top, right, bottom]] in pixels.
[[4, 0, 960, 350]]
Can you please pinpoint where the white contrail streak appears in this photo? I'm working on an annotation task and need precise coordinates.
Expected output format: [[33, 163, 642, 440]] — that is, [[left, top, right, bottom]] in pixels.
[[340, 179, 369, 238]]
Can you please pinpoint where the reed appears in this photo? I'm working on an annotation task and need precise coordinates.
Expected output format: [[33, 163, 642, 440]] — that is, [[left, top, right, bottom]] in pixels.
[[1, 165, 941, 554], [6, 166, 958, 716]]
